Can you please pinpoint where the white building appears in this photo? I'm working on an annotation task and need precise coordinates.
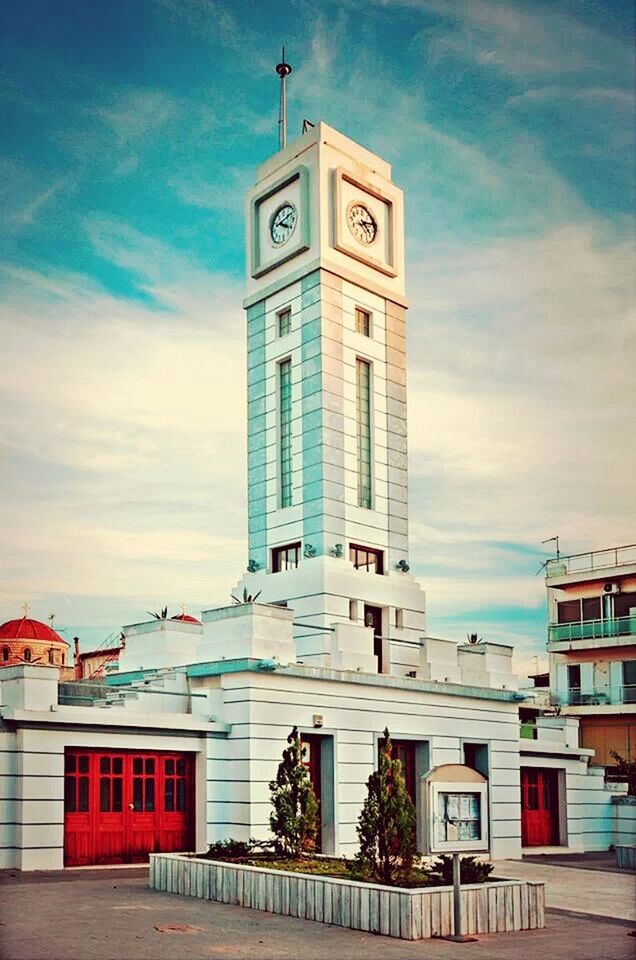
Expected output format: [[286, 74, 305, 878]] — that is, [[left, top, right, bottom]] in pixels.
[[0, 122, 625, 871]]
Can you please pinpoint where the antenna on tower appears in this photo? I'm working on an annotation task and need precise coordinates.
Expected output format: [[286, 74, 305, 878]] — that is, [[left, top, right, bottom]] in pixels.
[[275, 46, 292, 150]]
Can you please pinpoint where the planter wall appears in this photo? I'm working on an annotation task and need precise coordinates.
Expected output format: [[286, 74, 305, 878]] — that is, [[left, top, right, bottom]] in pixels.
[[616, 845, 636, 870], [149, 853, 545, 940], [613, 796, 636, 848]]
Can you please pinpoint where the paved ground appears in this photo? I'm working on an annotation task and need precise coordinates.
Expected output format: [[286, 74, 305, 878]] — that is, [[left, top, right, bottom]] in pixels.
[[523, 851, 626, 874], [0, 867, 634, 960], [493, 857, 636, 922]]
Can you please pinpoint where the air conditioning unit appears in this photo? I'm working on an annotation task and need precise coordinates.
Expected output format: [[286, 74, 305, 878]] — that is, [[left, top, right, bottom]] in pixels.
[[603, 582, 620, 594]]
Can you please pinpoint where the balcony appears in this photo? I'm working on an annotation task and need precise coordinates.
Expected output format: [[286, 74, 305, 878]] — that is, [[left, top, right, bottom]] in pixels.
[[548, 615, 636, 644], [551, 684, 636, 707], [546, 543, 636, 578]]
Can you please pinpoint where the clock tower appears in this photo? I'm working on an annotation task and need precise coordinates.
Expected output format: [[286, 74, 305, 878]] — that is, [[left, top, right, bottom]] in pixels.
[[234, 121, 426, 675]]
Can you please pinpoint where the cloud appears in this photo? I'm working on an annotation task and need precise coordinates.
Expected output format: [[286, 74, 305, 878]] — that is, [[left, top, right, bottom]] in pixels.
[[9, 178, 67, 228], [507, 85, 636, 109], [399, 0, 632, 79], [0, 221, 247, 624], [150, 0, 266, 64], [405, 222, 635, 556], [0, 0, 633, 656], [91, 90, 177, 144]]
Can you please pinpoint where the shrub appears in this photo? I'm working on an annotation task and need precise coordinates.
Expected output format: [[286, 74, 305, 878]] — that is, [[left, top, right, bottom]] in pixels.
[[356, 727, 417, 885], [610, 750, 636, 796], [269, 726, 319, 858], [428, 855, 494, 885], [207, 838, 253, 859]]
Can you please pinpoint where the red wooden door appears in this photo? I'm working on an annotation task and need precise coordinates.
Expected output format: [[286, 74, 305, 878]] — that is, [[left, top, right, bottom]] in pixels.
[[64, 749, 194, 866], [521, 768, 559, 846], [96, 753, 126, 863], [388, 740, 416, 803], [63, 752, 92, 866], [161, 754, 193, 853], [301, 734, 322, 852]]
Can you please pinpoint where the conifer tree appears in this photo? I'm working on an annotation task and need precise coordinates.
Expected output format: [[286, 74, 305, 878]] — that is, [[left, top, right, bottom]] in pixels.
[[269, 726, 319, 858], [356, 727, 416, 885]]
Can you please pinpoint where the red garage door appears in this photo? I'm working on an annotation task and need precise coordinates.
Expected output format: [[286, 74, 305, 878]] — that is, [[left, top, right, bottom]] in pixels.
[[64, 749, 194, 866]]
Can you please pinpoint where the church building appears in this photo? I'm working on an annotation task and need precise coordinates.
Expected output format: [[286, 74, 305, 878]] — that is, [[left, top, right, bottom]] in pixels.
[[0, 121, 622, 870]]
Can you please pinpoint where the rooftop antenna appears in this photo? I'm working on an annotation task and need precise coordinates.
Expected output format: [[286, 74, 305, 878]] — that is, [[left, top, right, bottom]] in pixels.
[[275, 46, 292, 150], [541, 535, 560, 560], [535, 534, 560, 575]]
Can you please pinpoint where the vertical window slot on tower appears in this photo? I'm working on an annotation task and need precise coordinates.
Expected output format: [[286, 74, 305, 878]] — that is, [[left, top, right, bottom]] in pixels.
[[279, 358, 293, 508], [356, 358, 372, 509], [355, 307, 371, 337], [278, 306, 291, 337]]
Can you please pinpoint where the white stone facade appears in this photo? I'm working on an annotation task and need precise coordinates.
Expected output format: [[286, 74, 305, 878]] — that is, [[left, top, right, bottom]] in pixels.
[[1, 124, 629, 872], [0, 605, 625, 870]]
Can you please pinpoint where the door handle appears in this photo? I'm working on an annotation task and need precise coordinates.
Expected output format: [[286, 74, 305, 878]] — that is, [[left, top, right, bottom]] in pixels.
[[129, 803, 134, 810]]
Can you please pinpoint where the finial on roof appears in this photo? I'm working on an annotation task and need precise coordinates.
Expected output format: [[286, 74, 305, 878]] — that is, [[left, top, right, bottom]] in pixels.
[[21, 601, 30, 618], [275, 46, 293, 150]]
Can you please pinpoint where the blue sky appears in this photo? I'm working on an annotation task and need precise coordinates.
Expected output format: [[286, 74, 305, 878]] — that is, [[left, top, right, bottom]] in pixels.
[[1, 0, 634, 671]]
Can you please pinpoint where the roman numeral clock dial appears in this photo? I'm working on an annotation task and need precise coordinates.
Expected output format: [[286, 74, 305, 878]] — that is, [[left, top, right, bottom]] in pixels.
[[347, 202, 377, 245], [269, 202, 298, 245]]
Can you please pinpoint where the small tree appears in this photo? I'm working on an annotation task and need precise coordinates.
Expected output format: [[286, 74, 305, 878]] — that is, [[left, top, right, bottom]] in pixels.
[[610, 750, 636, 796], [269, 726, 318, 858], [356, 728, 417, 885]]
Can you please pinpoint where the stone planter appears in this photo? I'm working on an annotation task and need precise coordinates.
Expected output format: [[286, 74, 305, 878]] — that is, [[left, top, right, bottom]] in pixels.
[[149, 853, 545, 940]]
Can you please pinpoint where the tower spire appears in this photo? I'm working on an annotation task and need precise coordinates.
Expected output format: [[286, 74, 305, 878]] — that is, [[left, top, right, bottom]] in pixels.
[[275, 46, 292, 150]]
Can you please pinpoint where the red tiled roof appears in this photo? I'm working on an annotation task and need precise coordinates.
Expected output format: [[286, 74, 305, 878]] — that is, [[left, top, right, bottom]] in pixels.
[[0, 617, 69, 645]]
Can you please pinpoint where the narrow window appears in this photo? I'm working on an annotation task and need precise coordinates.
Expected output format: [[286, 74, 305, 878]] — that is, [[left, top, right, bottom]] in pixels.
[[356, 358, 372, 508], [350, 544, 384, 575], [272, 542, 301, 573], [23, 648, 32, 663], [2, 647, 9, 661], [48, 649, 55, 664], [279, 359, 293, 508], [277, 306, 292, 337], [355, 307, 371, 337], [567, 664, 581, 689]]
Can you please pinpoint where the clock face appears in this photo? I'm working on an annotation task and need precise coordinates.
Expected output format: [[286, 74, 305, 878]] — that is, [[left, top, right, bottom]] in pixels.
[[347, 202, 378, 245], [269, 202, 298, 246]]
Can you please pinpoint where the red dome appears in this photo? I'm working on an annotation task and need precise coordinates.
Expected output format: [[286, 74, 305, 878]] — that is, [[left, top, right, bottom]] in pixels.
[[170, 613, 201, 624], [0, 617, 68, 645]]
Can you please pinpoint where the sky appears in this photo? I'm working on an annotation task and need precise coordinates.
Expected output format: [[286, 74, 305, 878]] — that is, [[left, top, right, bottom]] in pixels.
[[1, 0, 634, 674]]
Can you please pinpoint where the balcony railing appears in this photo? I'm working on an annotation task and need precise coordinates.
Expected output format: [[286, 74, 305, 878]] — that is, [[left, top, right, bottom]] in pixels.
[[548, 615, 636, 643], [551, 684, 636, 707], [546, 543, 636, 578]]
